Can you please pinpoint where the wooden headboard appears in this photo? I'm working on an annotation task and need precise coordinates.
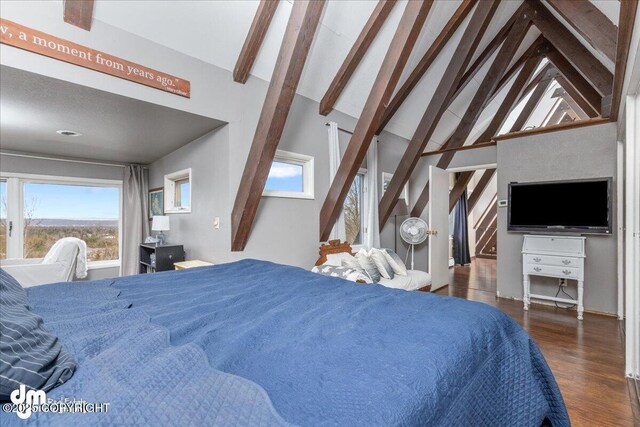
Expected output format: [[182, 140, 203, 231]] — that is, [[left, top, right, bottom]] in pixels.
[[315, 240, 355, 266]]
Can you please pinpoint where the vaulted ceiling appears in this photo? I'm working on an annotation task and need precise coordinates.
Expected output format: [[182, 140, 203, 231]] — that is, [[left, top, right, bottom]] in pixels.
[[90, 0, 620, 148], [64, 0, 636, 249]]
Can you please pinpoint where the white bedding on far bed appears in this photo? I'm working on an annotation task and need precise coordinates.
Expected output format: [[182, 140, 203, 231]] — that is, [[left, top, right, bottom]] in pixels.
[[378, 270, 432, 291]]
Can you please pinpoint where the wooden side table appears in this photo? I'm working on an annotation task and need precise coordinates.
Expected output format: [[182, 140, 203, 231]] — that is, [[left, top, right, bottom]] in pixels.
[[174, 260, 214, 270]]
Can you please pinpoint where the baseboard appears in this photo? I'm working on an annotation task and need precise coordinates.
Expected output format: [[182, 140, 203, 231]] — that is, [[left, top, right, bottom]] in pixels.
[[495, 295, 618, 317]]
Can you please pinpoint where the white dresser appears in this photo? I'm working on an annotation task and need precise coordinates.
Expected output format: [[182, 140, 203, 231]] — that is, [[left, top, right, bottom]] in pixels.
[[522, 235, 586, 320]]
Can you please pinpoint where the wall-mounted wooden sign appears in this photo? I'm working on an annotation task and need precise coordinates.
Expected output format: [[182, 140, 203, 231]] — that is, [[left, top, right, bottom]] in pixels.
[[0, 19, 190, 98]]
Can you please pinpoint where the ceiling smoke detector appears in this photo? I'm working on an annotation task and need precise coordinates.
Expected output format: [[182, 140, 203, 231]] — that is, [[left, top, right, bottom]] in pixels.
[[56, 129, 82, 137]]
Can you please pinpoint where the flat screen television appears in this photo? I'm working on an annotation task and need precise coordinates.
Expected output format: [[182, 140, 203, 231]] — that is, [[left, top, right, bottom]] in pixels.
[[507, 177, 612, 234]]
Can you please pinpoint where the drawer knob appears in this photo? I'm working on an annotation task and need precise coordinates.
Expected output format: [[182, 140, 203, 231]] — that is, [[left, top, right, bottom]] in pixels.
[[533, 267, 542, 272], [562, 269, 571, 275], [533, 257, 542, 262], [562, 259, 571, 265]]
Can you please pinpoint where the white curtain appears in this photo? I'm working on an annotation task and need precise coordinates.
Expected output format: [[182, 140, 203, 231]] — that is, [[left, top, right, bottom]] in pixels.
[[365, 136, 381, 250], [328, 122, 346, 241], [121, 165, 150, 276]]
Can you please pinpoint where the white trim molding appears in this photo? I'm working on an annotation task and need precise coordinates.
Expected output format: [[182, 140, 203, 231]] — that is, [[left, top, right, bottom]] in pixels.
[[262, 150, 314, 200], [625, 93, 640, 379]]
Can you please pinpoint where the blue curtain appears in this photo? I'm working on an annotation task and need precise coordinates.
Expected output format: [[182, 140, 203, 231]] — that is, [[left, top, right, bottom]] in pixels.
[[453, 188, 471, 266]]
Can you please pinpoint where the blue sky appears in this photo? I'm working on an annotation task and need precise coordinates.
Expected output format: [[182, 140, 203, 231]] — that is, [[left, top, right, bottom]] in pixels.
[[265, 161, 303, 192], [1, 182, 119, 219]]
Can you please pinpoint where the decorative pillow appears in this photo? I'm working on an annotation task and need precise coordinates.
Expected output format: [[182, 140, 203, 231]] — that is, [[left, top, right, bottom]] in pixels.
[[355, 249, 381, 283], [382, 248, 408, 276], [323, 252, 355, 267], [370, 248, 395, 280], [0, 269, 76, 401], [311, 265, 372, 283]]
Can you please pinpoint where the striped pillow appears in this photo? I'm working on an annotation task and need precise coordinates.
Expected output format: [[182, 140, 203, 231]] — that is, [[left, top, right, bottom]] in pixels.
[[0, 269, 76, 400]]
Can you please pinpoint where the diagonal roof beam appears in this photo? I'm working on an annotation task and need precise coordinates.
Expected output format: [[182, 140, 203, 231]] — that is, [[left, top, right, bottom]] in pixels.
[[555, 75, 599, 118], [374, 0, 477, 133], [318, 0, 434, 242], [449, 171, 474, 213], [319, 0, 398, 115], [545, 46, 603, 115], [609, 0, 639, 120], [526, 0, 613, 98], [231, 0, 325, 250], [376, 0, 500, 229], [234, 0, 280, 83], [545, 0, 617, 63], [412, 54, 541, 218], [467, 168, 496, 212], [509, 67, 558, 132], [376, 4, 524, 134], [435, 11, 532, 169], [63, 0, 94, 31]]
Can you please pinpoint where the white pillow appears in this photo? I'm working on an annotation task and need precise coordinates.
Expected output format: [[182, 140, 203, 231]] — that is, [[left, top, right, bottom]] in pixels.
[[369, 248, 395, 280], [323, 252, 355, 267], [355, 248, 381, 283], [382, 249, 408, 276]]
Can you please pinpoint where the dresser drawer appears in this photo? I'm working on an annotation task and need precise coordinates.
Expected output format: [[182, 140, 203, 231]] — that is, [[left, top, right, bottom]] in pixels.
[[523, 254, 583, 268], [524, 264, 581, 280]]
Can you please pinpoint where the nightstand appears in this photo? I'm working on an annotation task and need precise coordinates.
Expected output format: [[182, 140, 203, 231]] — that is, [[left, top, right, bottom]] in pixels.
[[174, 260, 214, 270], [139, 243, 185, 273]]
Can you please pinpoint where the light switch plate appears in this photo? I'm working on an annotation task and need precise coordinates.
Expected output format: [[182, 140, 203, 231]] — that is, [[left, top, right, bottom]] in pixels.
[[213, 217, 220, 229]]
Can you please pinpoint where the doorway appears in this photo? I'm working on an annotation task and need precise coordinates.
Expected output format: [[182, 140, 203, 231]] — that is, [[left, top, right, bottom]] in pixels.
[[448, 166, 498, 293]]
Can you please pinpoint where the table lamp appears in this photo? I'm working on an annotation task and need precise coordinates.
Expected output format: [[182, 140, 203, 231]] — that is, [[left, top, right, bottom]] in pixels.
[[151, 215, 170, 245]]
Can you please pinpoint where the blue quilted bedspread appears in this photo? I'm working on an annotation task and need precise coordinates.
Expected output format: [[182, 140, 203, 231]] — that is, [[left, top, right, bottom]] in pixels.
[[2, 259, 569, 426]]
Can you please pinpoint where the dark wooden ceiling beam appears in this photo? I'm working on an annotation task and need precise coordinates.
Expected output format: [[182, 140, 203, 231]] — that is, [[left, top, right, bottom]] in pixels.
[[435, 11, 532, 168], [449, 171, 474, 213], [412, 53, 540, 217], [376, 0, 500, 228], [467, 168, 496, 212], [509, 70, 556, 132], [450, 6, 523, 102], [488, 36, 550, 105], [609, 0, 639, 120], [545, 47, 603, 115], [233, 0, 280, 83], [318, 0, 434, 242], [545, 0, 617, 63], [63, 0, 94, 31], [555, 75, 599, 118], [319, 0, 398, 115], [374, 0, 477, 134], [527, 0, 613, 97], [231, 0, 325, 250], [475, 54, 543, 143], [519, 62, 554, 103]]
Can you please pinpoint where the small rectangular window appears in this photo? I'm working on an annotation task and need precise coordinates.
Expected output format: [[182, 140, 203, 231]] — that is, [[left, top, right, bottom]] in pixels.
[[263, 150, 314, 199], [164, 169, 192, 213]]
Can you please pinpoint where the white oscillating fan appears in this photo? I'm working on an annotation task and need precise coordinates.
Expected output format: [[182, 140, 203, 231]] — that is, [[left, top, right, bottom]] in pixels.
[[400, 217, 429, 270]]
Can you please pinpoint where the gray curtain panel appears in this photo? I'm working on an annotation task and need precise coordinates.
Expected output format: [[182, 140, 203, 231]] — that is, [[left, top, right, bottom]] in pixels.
[[121, 165, 150, 276]]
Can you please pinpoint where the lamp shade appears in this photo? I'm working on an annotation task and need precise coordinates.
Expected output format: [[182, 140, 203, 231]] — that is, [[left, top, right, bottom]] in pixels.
[[391, 199, 409, 216], [152, 215, 170, 231]]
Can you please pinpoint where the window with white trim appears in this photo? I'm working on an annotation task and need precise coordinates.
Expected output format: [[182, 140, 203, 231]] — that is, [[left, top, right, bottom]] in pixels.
[[0, 174, 122, 263], [164, 168, 191, 213], [343, 169, 368, 247], [263, 150, 314, 199]]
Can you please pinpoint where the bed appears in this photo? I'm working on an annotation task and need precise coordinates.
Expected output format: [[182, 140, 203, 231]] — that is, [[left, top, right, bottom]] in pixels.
[[0, 259, 569, 426]]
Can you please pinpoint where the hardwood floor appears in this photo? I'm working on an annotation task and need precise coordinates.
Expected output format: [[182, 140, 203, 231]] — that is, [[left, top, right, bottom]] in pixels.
[[436, 258, 635, 427]]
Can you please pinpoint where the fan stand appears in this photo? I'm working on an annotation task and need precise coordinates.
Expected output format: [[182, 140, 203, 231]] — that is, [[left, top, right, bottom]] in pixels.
[[404, 244, 416, 270]]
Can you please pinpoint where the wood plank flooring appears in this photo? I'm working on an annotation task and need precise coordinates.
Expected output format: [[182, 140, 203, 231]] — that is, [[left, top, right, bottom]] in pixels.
[[436, 258, 635, 427]]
